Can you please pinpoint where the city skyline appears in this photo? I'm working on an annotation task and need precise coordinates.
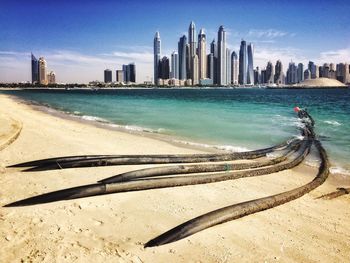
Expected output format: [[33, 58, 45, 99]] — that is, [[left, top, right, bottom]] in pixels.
[[0, 0, 349, 83]]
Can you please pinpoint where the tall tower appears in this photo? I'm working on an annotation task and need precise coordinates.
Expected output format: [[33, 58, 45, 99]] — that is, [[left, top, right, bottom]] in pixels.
[[38, 57, 47, 85], [274, 60, 284, 84], [210, 39, 218, 84], [226, 48, 231, 85], [217, 25, 227, 86], [104, 69, 112, 83], [153, 31, 161, 85], [297, 63, 304, 83], [266, 61, 274, 84], [31, 53, 39, 84], [198, 28, 207, 80], [231, 51, 238, 85], [239, 40, 247, 85], [178, 35, 187, 80], [188, 21, 197, 61], [247, 43, 254, 85], [171, 51, 179, 79], [192, 55, 199, 85]]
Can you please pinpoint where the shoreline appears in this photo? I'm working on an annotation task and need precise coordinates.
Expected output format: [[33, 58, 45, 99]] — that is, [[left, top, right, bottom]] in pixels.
[[1, 93, 349, 262], [3, 91, 350, 179]]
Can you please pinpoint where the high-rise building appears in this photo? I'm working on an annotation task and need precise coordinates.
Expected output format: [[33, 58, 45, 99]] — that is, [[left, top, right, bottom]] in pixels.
[[31, 53, 39, 84], [188, 21, 197, 65], [38, 57, 47, 85], [128, 63, 136, 83], [266, 61, 274, 84], [226, 48, 231, 85], [47, 71, 56, 84], [231, 51, 238, 85], [304, 69, 311, 80], [247, 43, 254, 85], [297, 63, 304, 83], [104, 69, 112, 83], [239, 40, 247, 85], [198, 29, 207, 80], [308, 61, 317, 79], [192, 55, 199, 85], [207, 53, 214, 81], [274, 60, 283, 84], [178, 35, 187, 80], [210, 39, 218, 84], [153, 31, 161, 85], [171, 51, 179, 79], [122, 64, 136, 83], [254, 67, 260, 85], [217, 25, 227, 86], [261, 69, 267, 84], [116, 70, 124, 83], [186, 43, 191, 80], [159, 56, 170, 80], [286, 62, 298, 84]]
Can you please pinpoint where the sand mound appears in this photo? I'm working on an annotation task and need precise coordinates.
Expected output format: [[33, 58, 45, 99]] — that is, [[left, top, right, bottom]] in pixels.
[[297, 77, 346, 87]]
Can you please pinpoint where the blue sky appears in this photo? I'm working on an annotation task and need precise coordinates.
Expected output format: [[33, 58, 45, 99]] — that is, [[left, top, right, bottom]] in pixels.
[[0, 0, 349, 83]]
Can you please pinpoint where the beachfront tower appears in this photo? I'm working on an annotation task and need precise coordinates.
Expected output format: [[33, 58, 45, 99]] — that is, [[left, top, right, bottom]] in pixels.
[[266, 61, 274, 84], [154, 31, 161, 85], [274, 60, 284, 84], [239, 40, 247, 85], [231, 51, 238, 85], [198, 28, 207, 80], [192, 54, 199, 85], [226, 48, 231, 85], [297, 63, 304, 83], [171, 51, 179, 79], [178, 35, 187, 80], [38, 57, 47, 85], [31, 53, 39, 84], [247, 43, 254, 85], [188, 22, 197, 73], [217, 25, 227, 86], [104, 69, 112, 83]]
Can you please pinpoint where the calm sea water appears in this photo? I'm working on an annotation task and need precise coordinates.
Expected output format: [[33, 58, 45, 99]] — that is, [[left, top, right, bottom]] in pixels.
[[1, 88, 349, 175]]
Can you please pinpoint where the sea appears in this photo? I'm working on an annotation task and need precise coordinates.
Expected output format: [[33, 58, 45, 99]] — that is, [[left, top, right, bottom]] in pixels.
[[1, 88, 349, 175]]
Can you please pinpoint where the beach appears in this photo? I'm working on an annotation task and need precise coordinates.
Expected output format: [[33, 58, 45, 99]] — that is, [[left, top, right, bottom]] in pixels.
[[0, 93, 349, 262]]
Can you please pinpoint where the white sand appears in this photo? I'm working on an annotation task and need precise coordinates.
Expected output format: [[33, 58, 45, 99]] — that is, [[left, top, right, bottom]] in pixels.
[[0, 94, 349, 262]]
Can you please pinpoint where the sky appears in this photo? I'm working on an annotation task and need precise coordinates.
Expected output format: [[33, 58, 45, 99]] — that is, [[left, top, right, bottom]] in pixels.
[[0, 0, 349, 83]]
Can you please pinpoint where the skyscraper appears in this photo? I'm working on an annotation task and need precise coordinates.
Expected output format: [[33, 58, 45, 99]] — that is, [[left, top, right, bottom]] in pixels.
[[116, 70, 124, 83], [122, 63, 136, 83], [308, 61, 317, 79], [207, 53, 214, 81], [198, 29, 207, 80], [266, 61, 274, 84], [47, 71, 56, 84], [217, 25, 227, 86], [38, 57, 47, 85], [192, 55, 199, 85], [286, 62, 297, 84], [247, 43, 254, 85], [31, 53, 39, 84], [297, 63, 304, 83], [239, 40, 247, 85], [231, 51, 238, 85], [171, 51, 179, 79], [153, 31, 161, 85], [226, 48, 231, 85], [210, 39, 218, 84], [254, 67, 260, 85], [178, 35, 187, 80], [188, 21, 196, 65], [159, 56, 170, 80], [104, 69, 112, 83], [274, 60, 284, 84]]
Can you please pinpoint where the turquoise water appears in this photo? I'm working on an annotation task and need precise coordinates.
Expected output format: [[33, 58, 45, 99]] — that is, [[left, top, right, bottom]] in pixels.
[[1, 88, 349, 174]]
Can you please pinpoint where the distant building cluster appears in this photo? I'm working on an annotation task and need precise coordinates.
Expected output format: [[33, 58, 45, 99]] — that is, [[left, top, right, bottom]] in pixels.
[[153, 21, 350, 87], [104, 63, 136, 84], [255, 60, 350, 86], [154, 21, 255, 86], [31, 53, 56, 85]]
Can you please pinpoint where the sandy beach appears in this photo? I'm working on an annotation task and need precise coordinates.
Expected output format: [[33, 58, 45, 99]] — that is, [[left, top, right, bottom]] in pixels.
[[0, 93, 349, 262]]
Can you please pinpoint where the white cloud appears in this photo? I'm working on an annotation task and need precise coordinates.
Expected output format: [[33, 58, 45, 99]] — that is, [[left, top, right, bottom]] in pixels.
[[314, 47, 350, 65], [248, 29, 292, 39]]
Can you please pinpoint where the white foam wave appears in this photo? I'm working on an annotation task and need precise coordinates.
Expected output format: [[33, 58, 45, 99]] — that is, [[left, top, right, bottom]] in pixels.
[[173, 140, 250, 152], [324, 120, 342, 126], [81, 115, 109, 123], [329, 166, 350, 176]]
